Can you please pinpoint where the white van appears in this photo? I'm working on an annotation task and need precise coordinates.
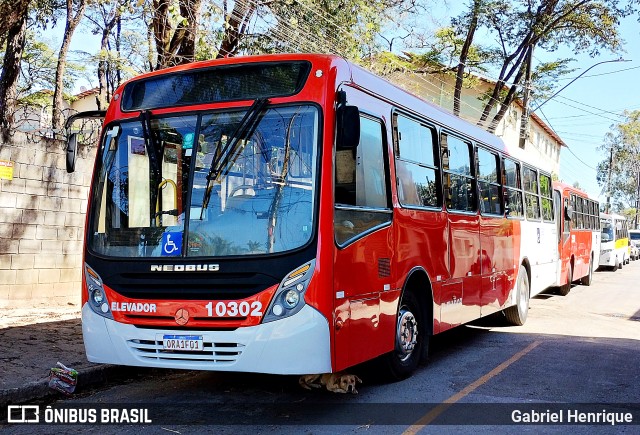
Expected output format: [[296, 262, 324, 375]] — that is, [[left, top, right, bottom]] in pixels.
[[630, 229, 640, 260]]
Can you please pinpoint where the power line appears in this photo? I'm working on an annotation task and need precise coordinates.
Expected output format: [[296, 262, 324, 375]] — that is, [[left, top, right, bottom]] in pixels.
[[539, 108, 599, 172], [547, 99, 622, 124], [555, 95, 626, 119], [556, 65, 640, 80]]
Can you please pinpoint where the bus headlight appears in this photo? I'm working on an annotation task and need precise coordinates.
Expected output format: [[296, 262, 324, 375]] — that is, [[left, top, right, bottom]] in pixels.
[[263, 260, 315, 323], [284, 289, 300, 309], [85, 264, 113, 319], [601, 249, 612, 255]]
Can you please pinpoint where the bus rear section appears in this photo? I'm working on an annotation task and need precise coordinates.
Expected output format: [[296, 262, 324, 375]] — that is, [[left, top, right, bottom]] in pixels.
[[553, 182, 600, 293], [599, 213, 629, 270]]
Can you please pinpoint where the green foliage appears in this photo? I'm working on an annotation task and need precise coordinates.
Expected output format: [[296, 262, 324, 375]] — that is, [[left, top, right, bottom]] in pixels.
[[446, 0, 634, 130], [597, 110, 640, 210], [11, 32, 85, 100]]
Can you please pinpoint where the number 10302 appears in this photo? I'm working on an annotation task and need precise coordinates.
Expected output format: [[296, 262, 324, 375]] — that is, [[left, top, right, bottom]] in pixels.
[[205, 301, 263, 317]]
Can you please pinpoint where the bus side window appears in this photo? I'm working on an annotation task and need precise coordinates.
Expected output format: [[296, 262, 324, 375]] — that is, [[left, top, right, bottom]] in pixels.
[[539, 173, 554, 222], [334, 114, 391, 246], [477, 147, 502, 215], [503, 157, 523, 217], [523, 166, 541, 220], [393, 113, 440, 208], [442, 133, 475, 212]]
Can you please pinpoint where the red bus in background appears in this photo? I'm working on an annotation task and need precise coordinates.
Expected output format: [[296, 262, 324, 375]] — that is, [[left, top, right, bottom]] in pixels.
[[553, 181, 601, 295], [67, 54, 562, 381]]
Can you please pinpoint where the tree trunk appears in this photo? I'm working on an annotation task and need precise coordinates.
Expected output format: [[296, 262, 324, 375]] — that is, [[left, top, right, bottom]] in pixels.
[[0, 0, 32, 43], [453, 0, 481, 117], [0, 12, 27, 142], [216, 0, 256, 59], [174, 0, 202, 64], [97, 6, 122, 110], [152, 0, 171, 69], [52, 0, 87, 139], [487, 63, 527, 133]]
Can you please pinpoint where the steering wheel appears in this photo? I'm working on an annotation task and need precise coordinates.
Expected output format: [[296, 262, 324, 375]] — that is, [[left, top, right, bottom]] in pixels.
[[228, 184, 256, 198]]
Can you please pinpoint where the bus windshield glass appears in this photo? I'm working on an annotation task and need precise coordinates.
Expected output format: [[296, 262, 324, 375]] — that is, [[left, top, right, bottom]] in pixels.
[[601, 222, 613, 242], [89, 105, 318, 258]]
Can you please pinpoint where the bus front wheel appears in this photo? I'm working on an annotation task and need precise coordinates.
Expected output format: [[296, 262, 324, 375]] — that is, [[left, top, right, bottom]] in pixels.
[[504, 267, 530, 326], [382, 291, 426, 381]]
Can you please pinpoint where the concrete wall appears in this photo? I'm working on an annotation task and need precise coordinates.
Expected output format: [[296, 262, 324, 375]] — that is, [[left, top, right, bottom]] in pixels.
[[0, 133, 95, 308]]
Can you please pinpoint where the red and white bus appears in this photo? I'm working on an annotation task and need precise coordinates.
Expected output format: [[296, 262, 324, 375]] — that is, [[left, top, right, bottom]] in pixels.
[[68, 54, 560, 380], [552, 182, 600, 295]]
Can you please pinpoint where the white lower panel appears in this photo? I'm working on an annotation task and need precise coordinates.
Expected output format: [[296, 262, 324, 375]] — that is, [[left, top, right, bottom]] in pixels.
[[82, 303, 332, 374]]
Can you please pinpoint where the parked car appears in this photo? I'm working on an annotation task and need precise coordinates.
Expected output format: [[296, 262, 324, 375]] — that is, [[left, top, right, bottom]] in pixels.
[[630, 230, 640, 261], [630, 241, 639, 261]]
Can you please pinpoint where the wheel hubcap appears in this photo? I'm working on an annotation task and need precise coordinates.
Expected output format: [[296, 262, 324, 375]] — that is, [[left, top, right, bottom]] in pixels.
[[396, 309, 418, 361]]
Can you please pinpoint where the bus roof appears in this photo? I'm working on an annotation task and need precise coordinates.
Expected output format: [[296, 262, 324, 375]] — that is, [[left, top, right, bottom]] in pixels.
[[552, 181, 595, 199], [600, 212, 626, 220], [113, 53, 511, 157]]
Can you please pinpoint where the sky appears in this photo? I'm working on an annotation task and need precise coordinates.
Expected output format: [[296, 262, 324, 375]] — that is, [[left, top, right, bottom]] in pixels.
[[415, 4, 640, 204], [46, 2, 640, 204], [533, 14, 640, 203]]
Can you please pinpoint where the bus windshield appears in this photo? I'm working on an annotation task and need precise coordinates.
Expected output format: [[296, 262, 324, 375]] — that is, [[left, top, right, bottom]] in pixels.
[[89, 105, 318, 258], [601, 222, 613, 242]]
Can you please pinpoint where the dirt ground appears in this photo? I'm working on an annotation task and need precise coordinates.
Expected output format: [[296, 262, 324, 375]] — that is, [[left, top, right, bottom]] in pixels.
[[0, 303, 96, 393]]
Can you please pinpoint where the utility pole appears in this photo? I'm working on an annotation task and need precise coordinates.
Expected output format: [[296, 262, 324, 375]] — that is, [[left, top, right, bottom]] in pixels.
[[519, 47, 534, 149], [606, 144, 614, 214], [635, 167, 640, 229]]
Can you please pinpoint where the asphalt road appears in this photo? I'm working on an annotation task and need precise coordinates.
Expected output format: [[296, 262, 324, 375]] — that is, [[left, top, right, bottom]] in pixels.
[[4, 260, 640, 434]]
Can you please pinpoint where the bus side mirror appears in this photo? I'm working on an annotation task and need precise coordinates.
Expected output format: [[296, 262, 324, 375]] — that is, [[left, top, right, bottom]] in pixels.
[[66, 133, 78, 173], [565, 205, 573, 221], [336, 105, 360, 150]]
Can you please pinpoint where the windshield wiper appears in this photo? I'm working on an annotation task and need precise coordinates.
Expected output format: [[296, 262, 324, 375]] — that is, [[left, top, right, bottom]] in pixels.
[[140, 110, 162, 226], [200, 98, 269, 218]]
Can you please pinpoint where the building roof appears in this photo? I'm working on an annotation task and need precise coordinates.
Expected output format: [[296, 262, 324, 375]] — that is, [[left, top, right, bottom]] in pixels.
[[473, 75, 566, 147], [74, 87, 99, 99]]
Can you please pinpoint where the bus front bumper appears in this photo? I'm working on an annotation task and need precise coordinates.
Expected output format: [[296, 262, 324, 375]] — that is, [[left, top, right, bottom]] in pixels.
[[82, 303, 332, 374]]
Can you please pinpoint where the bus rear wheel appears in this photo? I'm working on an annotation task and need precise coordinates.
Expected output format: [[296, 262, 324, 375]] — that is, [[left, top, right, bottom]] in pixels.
[[580, 259, 593, 286], [382, 291, 426, 381], [558, 263, 572, 296], [504, 266, 529, 326]]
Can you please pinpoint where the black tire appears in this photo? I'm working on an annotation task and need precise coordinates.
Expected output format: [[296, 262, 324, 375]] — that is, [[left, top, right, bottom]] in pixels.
[[381, 291, 426, 381], [504, 266, 530, 326], [618, 257, 623, 269], [558, 263, 572, 296], [580, 259, 593, 286]]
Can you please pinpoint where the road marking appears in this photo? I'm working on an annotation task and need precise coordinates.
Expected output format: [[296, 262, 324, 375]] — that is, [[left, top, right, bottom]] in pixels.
[[402, 340, 541, 433]]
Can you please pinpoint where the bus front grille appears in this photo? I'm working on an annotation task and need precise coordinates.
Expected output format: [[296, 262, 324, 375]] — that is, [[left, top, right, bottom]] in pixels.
[[110, 271, 279, 301], [127, 339, 245, 364]]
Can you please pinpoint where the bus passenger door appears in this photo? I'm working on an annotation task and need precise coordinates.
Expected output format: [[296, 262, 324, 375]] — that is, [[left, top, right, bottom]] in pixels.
[[477, 147, 507, 315], [441, 133, 481, 327], [559, 195, 572, 285], [333, 110, 395, 371]]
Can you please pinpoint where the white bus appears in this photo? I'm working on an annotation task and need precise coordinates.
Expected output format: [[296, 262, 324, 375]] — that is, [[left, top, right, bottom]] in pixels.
[[599, 213, 629, 270]]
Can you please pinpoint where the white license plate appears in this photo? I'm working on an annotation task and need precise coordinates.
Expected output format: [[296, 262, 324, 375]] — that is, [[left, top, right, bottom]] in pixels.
[[162, 335, 204, 351]]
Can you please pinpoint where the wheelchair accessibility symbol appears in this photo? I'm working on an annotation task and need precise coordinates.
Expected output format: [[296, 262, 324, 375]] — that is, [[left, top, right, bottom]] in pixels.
[[161, 232, 183, 256]]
